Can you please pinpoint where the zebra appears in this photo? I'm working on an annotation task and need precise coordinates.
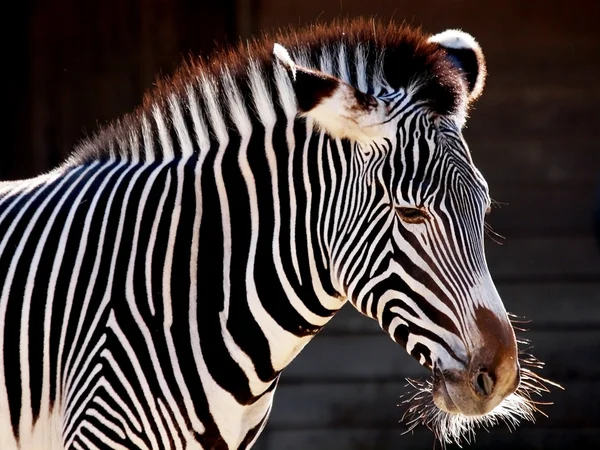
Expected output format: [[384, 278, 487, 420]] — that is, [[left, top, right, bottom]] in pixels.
[[0, 19, 552, 450]]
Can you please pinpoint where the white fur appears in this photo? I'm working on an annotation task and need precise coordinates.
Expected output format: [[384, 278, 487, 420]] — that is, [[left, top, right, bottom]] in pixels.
[[273, 43, 296, 80], [274, 43, 393, 143], [428, 29, 480, 51], [428, 29, 486, 102], [307, 84, 391, 142]]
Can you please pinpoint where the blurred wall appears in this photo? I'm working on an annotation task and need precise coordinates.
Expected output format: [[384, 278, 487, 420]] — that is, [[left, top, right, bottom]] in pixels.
[[3, 0, 235, 180], [2, 1, 600, 449]]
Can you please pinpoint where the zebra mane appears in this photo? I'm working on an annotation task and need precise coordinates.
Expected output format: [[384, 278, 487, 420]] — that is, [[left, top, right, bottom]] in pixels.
[[72, 18, 469, 164]]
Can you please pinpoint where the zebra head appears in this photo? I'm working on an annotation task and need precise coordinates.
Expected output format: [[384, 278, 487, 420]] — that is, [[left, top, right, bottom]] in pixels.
[[274, 25, 542, 442]]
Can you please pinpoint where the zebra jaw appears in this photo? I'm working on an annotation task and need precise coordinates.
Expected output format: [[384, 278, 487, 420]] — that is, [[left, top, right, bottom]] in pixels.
[[273, 43, 391, 143]]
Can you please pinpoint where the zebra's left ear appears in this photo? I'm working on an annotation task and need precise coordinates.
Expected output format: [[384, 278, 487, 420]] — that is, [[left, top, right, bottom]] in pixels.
[[273, 43, 389, 141], [428, 30, 487, 103]]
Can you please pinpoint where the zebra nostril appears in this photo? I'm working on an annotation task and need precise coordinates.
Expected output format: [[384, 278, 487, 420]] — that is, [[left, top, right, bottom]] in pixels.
[[473, 369, 495, 397]]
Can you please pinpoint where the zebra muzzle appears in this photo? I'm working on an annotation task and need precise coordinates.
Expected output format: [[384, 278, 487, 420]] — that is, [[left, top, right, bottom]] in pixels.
[[432, 308, 520, 416]]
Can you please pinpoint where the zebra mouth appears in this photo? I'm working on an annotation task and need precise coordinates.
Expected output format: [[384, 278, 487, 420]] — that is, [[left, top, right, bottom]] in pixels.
[[398, 344, 563, 446], [431, 368, 461, 414]]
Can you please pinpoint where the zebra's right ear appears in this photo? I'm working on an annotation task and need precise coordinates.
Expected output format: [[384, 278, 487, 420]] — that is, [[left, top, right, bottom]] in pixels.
[[273, 43, 389, 142]]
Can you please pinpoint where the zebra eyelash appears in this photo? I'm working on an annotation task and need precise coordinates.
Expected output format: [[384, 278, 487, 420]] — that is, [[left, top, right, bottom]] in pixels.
[[395, 206, 430, 224]]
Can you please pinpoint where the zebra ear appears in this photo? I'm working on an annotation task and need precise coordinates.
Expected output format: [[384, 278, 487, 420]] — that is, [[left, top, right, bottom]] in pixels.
[[273, 43, 388, 141], [428, 30, 487, 102]]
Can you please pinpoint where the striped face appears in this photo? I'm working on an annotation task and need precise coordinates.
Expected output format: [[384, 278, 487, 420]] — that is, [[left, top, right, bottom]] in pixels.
[[301, 88, 521, 420], [385, 113, 497, 371], [275, 29, 520, 421], [343, 110, 521, 418]]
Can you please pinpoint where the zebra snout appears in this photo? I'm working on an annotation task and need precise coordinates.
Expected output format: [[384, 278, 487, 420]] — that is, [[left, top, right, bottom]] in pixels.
[[432, 353, 520, 417], [433, 307, 521, 416]]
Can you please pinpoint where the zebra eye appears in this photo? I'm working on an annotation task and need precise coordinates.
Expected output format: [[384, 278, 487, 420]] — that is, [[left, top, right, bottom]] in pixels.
[[395, 207, 428, 224]]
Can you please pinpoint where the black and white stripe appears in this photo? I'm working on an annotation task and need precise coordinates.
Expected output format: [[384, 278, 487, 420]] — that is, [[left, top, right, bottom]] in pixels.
[[0, 21, 514, 449]]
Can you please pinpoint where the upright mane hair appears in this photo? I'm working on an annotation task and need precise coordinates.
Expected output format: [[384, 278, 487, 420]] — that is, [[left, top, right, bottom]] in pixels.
[[72, 18, 472, 164]]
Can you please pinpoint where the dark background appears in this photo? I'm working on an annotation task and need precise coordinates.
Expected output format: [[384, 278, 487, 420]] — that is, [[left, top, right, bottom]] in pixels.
[[3, 1, 600, 449]]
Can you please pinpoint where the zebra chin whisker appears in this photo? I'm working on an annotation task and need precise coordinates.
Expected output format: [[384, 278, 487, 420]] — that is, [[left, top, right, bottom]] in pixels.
[[398, 346, 562, 448]]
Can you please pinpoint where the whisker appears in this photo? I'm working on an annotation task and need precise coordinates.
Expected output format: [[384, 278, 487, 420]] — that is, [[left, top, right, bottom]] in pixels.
[[484, 222, 505, 239], [490, 198, 509, 208], [398, 316, 562, 446], [507, 312, 531, 325], [484, 222, 505, 245]]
